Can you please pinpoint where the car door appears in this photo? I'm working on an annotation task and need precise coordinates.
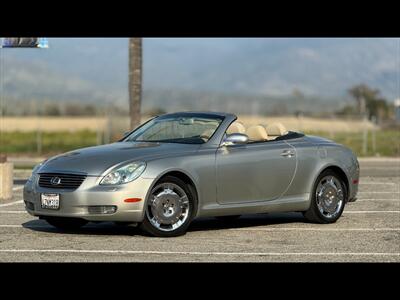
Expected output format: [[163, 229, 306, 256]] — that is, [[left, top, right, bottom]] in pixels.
[[215, 140, 297, 204]]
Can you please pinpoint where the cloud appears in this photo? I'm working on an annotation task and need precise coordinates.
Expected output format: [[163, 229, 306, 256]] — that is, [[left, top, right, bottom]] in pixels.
[[296, 48, 320, 61]]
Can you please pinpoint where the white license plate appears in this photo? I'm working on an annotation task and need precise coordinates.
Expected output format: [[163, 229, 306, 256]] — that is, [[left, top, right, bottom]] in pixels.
[[41, 193, 60, 210]]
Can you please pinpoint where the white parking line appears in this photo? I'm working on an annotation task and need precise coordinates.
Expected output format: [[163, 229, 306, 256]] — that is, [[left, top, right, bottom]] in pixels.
[[228, 228, 400, 232], [0, 249, 398, 257], [0, 225, 49, 228], [358, 192, 400, 194], [12, 186, 24, 191], [360, 182, 398, 185], [360, 167, 400, 169], [344, 211, 400, 213], [356, 199, 399, 201], [1, 210, 400, 214], [0, 224, 398, 232], [0, 200, 23, 208]]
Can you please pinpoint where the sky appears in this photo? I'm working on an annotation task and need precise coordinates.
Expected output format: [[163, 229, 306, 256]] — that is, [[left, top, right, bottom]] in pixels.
[[1, 38, 399, 105]]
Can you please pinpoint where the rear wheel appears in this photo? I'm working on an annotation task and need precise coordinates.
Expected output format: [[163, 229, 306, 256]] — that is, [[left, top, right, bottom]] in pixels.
[[45, 217, 88, 230], [303, 170, 347, 223], [140, 176, 196, 237]]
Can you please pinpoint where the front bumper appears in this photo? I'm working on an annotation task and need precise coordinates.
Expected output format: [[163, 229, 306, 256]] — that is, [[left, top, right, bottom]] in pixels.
[[347, 157, 360, 202], [23, 175, 155, 222]]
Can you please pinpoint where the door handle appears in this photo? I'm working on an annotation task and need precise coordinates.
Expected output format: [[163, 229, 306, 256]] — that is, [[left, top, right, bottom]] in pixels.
[[280, 149, 295, 157]]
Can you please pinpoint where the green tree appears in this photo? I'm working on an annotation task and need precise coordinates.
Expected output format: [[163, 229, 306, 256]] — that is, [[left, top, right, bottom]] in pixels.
[[348, 84, 389, 122], [44, 103, 61, 116]]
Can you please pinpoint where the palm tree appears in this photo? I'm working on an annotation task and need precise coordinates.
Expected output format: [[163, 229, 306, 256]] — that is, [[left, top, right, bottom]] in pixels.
[[129, 38, 142, 129]]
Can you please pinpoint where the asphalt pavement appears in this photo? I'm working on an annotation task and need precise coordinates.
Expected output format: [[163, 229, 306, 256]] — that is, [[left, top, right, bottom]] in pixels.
[[0, 158, 399, 262]]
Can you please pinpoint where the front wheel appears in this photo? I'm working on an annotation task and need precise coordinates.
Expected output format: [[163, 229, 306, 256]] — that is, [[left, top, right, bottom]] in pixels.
[[45, 217, 88, 230], [303, 170, 347, 224], [140, 176, 196, 237]]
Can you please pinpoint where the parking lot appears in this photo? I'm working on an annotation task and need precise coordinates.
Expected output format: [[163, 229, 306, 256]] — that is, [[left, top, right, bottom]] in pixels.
[[0, 158, 399, 262]]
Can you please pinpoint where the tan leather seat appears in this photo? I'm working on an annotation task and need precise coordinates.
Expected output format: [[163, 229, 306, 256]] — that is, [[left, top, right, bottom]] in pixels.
[[200, 128, 215, 140], [265, 122, 288, 140], [226, 121, 246, 135], [246, 125, 269, 142]]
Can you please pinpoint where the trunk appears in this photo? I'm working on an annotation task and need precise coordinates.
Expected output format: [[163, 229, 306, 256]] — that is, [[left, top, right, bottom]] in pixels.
[[129, 38, 142, 130]]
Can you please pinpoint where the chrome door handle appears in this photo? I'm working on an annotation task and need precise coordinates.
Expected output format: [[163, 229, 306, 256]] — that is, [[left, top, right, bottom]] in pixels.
[[281, 150, 295, 157]]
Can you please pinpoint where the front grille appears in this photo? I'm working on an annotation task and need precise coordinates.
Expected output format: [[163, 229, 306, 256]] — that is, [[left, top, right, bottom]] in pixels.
[[38, 173, 87, 190]]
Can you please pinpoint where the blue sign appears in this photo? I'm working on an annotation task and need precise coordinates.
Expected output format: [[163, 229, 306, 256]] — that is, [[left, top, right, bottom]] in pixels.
[[1, 38, 48, 48]]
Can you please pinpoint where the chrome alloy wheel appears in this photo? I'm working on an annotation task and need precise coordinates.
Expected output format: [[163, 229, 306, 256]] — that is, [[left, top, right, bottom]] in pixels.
[[146, 182, 190, 232], [315, 175, 344, 219]]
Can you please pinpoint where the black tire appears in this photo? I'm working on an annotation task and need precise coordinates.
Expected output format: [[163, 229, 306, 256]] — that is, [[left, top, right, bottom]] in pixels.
[[45, 217, 88, 230], [303, 169, 347, 224], [215, 215, 241, 222], [140, 176, 197, 237]]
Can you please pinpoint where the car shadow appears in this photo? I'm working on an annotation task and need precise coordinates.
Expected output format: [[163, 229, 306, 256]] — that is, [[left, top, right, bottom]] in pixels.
[[22, 212, 307, 236], [22, 220, 141, 236], [188, 212, 306, 232]]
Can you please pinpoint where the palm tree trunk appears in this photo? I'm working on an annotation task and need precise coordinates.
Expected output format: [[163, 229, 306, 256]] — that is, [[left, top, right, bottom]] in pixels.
[[129, 38, 142, 129]]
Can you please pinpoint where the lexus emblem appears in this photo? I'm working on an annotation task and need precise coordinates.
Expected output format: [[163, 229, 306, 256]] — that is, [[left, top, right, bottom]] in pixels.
[[50, 177, 61, 185]]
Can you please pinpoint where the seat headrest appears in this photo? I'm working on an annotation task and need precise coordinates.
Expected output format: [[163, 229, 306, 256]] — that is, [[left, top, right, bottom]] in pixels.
[[227, 121, 246, 134], [201, 128, 215, 139], [246, 125, 268, 141], [265, 123, 287, 136]]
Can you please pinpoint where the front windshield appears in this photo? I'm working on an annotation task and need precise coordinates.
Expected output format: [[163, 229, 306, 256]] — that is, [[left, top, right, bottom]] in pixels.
[[124, 115, 224, 144]]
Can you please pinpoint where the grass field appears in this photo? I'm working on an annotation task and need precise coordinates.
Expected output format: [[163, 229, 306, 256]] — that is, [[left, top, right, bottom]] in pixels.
[[305, 130, 400, 157], [1, 115, 377, 133], [0, 129, 398, 157], [2, 115, 388, 157], [0, 130, 98, 156]]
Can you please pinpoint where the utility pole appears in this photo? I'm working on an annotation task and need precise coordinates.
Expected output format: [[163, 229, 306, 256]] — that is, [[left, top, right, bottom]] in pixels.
[[129, 38, 142, 130], [361, 96, 368, 156]]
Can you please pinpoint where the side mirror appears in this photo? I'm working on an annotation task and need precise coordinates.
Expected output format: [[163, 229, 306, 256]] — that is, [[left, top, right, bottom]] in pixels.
[[221, 133, 248, 146]]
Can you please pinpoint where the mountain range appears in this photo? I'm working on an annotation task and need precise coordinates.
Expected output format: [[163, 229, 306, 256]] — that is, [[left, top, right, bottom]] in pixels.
[[1, 38, 398, 113]]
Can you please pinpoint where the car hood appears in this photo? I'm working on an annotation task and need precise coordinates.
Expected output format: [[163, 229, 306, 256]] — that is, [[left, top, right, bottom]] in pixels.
[[38, 142, 199, 176]]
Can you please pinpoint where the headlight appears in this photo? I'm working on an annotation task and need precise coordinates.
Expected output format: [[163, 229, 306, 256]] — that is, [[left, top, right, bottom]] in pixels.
[[100, 162, 146, 185], [27, 162, 44, 182]]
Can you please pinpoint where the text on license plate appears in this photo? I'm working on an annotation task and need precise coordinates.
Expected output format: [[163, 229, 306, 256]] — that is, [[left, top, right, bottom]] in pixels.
[[41, 193, 60, 209]]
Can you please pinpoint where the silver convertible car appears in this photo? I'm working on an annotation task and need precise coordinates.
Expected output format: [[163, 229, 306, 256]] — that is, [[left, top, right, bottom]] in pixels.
[[24, 112, 359, 237]]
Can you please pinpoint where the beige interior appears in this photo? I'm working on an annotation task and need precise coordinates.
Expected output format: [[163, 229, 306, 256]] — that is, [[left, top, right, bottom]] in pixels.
[[246, 125, 269, 142], [226, 121, 246, 135], [200, 128, 215, 140], [265, 122, 288, 140], [225, 121, 288, 142]]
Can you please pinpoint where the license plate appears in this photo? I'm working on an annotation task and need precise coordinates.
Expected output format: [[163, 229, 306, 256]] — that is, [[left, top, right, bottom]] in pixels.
[[41, 193, 60, 210]]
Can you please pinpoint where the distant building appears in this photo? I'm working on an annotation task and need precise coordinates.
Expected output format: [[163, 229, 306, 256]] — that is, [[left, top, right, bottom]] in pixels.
[[394, 99, 400, 123]]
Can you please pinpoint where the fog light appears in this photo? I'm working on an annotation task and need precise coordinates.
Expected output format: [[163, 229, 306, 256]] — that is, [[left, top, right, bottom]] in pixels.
[[88, 205, 117, 214], [25, 201, 34, 210]]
